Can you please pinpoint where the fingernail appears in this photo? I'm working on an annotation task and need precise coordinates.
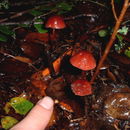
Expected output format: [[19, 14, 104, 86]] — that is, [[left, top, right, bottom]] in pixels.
[[38, 96, 54, 110]]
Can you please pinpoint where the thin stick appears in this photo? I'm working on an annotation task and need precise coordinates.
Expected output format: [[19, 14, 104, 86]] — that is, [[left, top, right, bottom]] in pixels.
[[111, 0, 118, 21], [9, 1, 49, 7], [64, 14, 98, 20], [0, 6, 55, 23], [0, 51, 39, 71], [0, 21, 44, 25], [85, 0, 107, 8], [91, 0, 130, 83], [0, 9, 31, 23]]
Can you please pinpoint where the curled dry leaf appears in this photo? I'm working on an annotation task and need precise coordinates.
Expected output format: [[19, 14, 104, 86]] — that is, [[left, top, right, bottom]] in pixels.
[[59, 101, 74, 113], [41, 49, 73, 77], [58, 99, 84, 118]]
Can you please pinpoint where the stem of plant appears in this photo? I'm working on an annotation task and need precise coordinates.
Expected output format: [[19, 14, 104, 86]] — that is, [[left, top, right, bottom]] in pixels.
[[91, 0, 130, 83], [44, 29, 56, 78], [111, 0, 118, 21]]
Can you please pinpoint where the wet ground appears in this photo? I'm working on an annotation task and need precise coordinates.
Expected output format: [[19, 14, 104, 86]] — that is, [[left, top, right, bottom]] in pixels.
[[0, 1, 130, 129]]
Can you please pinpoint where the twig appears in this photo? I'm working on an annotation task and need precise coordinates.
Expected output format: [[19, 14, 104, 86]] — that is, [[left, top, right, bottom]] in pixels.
[[9, 1, 49, 7], [91, 0, 130, 83], [111, 0, 118, 21], [0, 9, 32, 23], [0, 3, 55, 24], [122, 19, 130, 25], [0, 12, 15, 14], [64, 13, 98, 20], [0, 21, 44, 25], [89, 25, 108, 33], [32, 9, 57, 22], [70, 117, 86, 122], [84, 0, 107, 8], [0, 51, 39, 71]]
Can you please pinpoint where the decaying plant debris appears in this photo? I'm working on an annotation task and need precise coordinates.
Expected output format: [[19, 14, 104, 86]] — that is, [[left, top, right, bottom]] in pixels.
[[0, 0, 130, 129]]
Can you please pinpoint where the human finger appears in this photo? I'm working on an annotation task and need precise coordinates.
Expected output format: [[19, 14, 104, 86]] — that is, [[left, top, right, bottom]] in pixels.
[[11, 96, 54, 130]]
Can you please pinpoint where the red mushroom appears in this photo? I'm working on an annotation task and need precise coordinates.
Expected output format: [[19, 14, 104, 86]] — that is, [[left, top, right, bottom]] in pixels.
[[70, 50, 96, 96], [70, 50, 96, 71], [71, 79, 92, 96], [44, 15, 66, 78], [45, 15, 66, 29]]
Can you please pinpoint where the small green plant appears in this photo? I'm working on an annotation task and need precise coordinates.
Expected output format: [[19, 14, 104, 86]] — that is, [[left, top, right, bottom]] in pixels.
[[0, 0, 9, 9], [34, 19, 48, 33], [114, 34, 126, 53], [117, 26, 128, 35], [124, 48, 130, 58], [98, 29, 108, 37], [0, 25, 15, 42], [114, 26, 128, 53]]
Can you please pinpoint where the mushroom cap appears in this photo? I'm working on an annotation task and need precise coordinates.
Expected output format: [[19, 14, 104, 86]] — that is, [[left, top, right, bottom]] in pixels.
[[70, 50, 96, 71], [45, 15, 66, 29], [71, 79, 92, 96]]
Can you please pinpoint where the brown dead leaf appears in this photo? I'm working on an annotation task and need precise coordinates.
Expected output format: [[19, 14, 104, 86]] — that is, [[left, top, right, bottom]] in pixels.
[[31, 79, 47, 96], [59, 101, 74, 113], [24, 32, 57, 43]]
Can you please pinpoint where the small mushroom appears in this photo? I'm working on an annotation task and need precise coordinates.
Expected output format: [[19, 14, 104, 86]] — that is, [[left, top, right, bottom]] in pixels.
[[71, 79, 92, 96], [45, 15, 66, 78], [70, 50, 96, 96], [45, 15, 66, 30], [70, 50, 96, 71]]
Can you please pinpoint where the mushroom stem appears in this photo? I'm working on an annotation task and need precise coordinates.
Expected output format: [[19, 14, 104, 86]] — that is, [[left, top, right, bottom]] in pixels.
[[48, 29, 52, 46], [45, 51, 56, 78], [43, 37, 56, 78], [45, 15, 66, 78]]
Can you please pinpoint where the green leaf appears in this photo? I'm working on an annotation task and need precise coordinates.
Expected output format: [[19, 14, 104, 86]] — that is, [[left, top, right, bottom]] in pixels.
[[1, 116, 18, 129], [0, 34, 8, 42], [98, 29, 108, 37], [34, 19, 48, 33], [124, 49, 130, 58], [10, 97, 34, 115], [4, 97, 34, 115], [118, 26, 128, 35], [0, 25, 14, 35], [30, 10, 43, 16], [56, 2, 73, 11], [0, 0, 9, 10], [114, 43, 121, 53], [4, 102, 11, 114], [116, 34, 123, 42]]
